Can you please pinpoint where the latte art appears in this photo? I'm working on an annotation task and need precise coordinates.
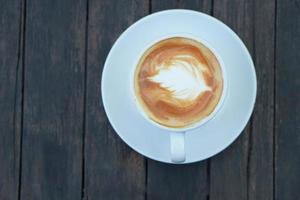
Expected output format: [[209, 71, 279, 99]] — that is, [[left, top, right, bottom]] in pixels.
[[148, 54, 211, 101], [134, 37, 223, 128]]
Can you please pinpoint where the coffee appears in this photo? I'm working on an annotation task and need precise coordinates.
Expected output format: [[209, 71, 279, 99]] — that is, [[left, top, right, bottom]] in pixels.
[[134, 37, 223, 128]]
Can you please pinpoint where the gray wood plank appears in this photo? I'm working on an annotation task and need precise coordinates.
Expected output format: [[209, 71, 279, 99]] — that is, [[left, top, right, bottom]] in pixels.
[[275, 0, 300, 199], [0, 0, 23, 199], [151, 0, 212, 12], [249, 1, 275, 200], [210, 1, 254, 200], [147, 1, 211, 200], [147, 162, 208, 200], [20, 0, 87, 199], [209, 134, 250, 200], [84, 1, 148, 199]]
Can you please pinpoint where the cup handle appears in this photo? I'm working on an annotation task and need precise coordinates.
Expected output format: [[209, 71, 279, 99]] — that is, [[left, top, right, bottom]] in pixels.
[[170, 132, 185, 163]]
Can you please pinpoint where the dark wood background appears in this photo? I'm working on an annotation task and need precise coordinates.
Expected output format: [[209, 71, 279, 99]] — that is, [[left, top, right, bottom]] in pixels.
[[1, 0, 299, 199]]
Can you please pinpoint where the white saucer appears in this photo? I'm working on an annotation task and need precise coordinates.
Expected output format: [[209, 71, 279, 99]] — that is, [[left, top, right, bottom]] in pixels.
[[102, 9, 257, 164]]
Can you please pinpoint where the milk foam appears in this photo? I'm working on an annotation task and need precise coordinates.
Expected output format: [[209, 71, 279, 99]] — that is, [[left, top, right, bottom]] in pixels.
[[148, 55, 211, 100]]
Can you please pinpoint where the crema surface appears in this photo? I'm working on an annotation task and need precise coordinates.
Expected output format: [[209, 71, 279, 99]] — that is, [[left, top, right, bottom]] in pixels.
[[134, 37, 223, 128]]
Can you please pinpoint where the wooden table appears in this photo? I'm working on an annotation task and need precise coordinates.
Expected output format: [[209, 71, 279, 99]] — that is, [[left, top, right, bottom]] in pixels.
[[1, 0, 299, 199]]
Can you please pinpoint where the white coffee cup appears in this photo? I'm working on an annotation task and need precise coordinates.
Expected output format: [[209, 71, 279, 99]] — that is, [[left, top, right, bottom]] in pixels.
[[131, 33, 228, 163]]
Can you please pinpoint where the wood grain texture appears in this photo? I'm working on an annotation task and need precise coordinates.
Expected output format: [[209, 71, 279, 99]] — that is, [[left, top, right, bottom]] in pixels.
[[0, 0, 23, 199], [84, 1, 148, 199], [0, 0, 297, 199], [151, 0, 212, 12], [210, 1, 254, 200], [275, 0, 300, 199], [209, 133, 250, 200], [147, 1, 211, 200], [20, 0, 86, 199], [147, 162, 208, 200], [249, 1, 275, 200]]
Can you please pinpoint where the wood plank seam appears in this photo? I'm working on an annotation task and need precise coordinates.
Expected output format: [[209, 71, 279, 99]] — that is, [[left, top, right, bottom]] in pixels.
[[144, 158, 148, 200], [81, 0, 89, 199], [18, 0, 26, 199], [149, 0, 152, 13], [207, 3, 214, 200], [211, 0, 214, 16], [273, 0, 277, 199], [247, 2, 256, 199], [247, 120, 254, 200], [207, 160, 210, 200]]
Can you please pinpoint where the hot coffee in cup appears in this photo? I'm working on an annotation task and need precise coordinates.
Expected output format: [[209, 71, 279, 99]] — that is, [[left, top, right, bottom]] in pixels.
[[134, 37, 224, 129]]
